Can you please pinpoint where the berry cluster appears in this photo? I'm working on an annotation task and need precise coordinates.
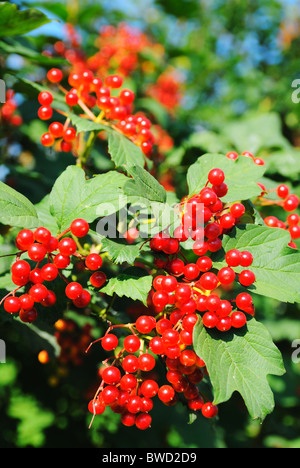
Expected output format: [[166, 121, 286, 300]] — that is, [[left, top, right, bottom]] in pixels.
[[88, 314, 218, 431], [54, 318, 93, 366], [38, 67, 155, 158], [1, 219, 106, 323], [146, 168, 256, 332], [0, 90, 23, 128], [146, 69, 183, 113], [226, 150, 265, 166], [257, 183, 300, 247]]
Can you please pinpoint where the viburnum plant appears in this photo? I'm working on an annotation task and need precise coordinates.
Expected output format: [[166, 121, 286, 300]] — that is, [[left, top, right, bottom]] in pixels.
[[0, 57, 300, 431]]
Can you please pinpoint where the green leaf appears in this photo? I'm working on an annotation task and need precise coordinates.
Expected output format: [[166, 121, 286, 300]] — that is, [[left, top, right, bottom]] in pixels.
[[187, 153, 266, 202], [193, 317, 285, 421], [124, 165, 167, 204], [49, 166, 128, 232], [213, 225, 300, 304], [0, 40, 65, 66], [68, 114, 109, 134], [0, 2, 52, 37], [101, 272, 153, 305], [107, 131, 146, 169], [35, 195, 60, 235], [220, 113, 289, 154], [100, 238, 149, 265], [0, 181, 39, 228], [265, 148, 300, 181]]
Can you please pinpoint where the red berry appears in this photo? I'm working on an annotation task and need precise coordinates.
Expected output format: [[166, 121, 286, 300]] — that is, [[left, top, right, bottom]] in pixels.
[[123, 335, 141, 353], [216, 300, 232, 318], [29, 284, 48, 303], [53, 254, 71, 269], [180, 349, 197, 367], [19, 308, 38, 323], [158, 385, 175, 403], [38, 106, 53, 121], [65, 282, 83, 300], [122, 355, 139, 373], [41, 263, 58, 282], [120, 374, 137, 392], [231, 311, 247, 328], [58, 238, 77, 256], [217, 316, 232, 332], [49, 122, 64, 138], [63, 127, 76, 142], [102, 366, 121, 385], [47, 68, 63, 83], [4, 296, 21, 314], [28, 243, 47, 262], [102, 334, 118, 351], [220, 213, 236, 230], [235, 293, 253, 312], [85, 253, 103, 271], [226, 151, 239, 160], [70, 219, 89, 238], [152, 290, 169, 309], [161, 275, 178, 293], [121, 412, 136, 427], [174, 284, 191, 303], [35, 227, 52, 248], [119, 89, 135, 105], [277, 184, 289, 199], [102, 386, 119, 405], [138, 353, 156, 372], [44, 236, 59, 253], [208, 168, 225, 186], [65, 91, 79, 106], [38, 91, 53, 106], [127, 395, 142, 414], [217, 267, 236, 285], [41, 290, 56, 307], [225, 249, 242, 267], [188, 396, 204, 411], [135, 315, 156, 334], [199, 272, 218, 291], [196, 256, 213, 272], [239, 270, 256, 287], [203, 312, 218, 329], [140, 380, 159, 398], [16, 229, 34, 250], [240, 251, 253, 267], [193, 241, 209, 256], [213, 183, 228, 198], [88, 399, 105, 415], [202, 402, 218, 418], [19, 294, 35, 311], [11, 260, 31, 279], [230, 203, 245, 218], [29, 268, 44, 284], [168, 258, 185, 276], [284, 195, 299, 212], [149, 337, 165, 355], [105, 75, 123, 89], [73, 290, 91, 308], [289, 225, 300, 240], [90, 271, 107, 288], [287, 214, 300, 226], [135, 413, 152, 430], [184, 263, 200, 281]]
